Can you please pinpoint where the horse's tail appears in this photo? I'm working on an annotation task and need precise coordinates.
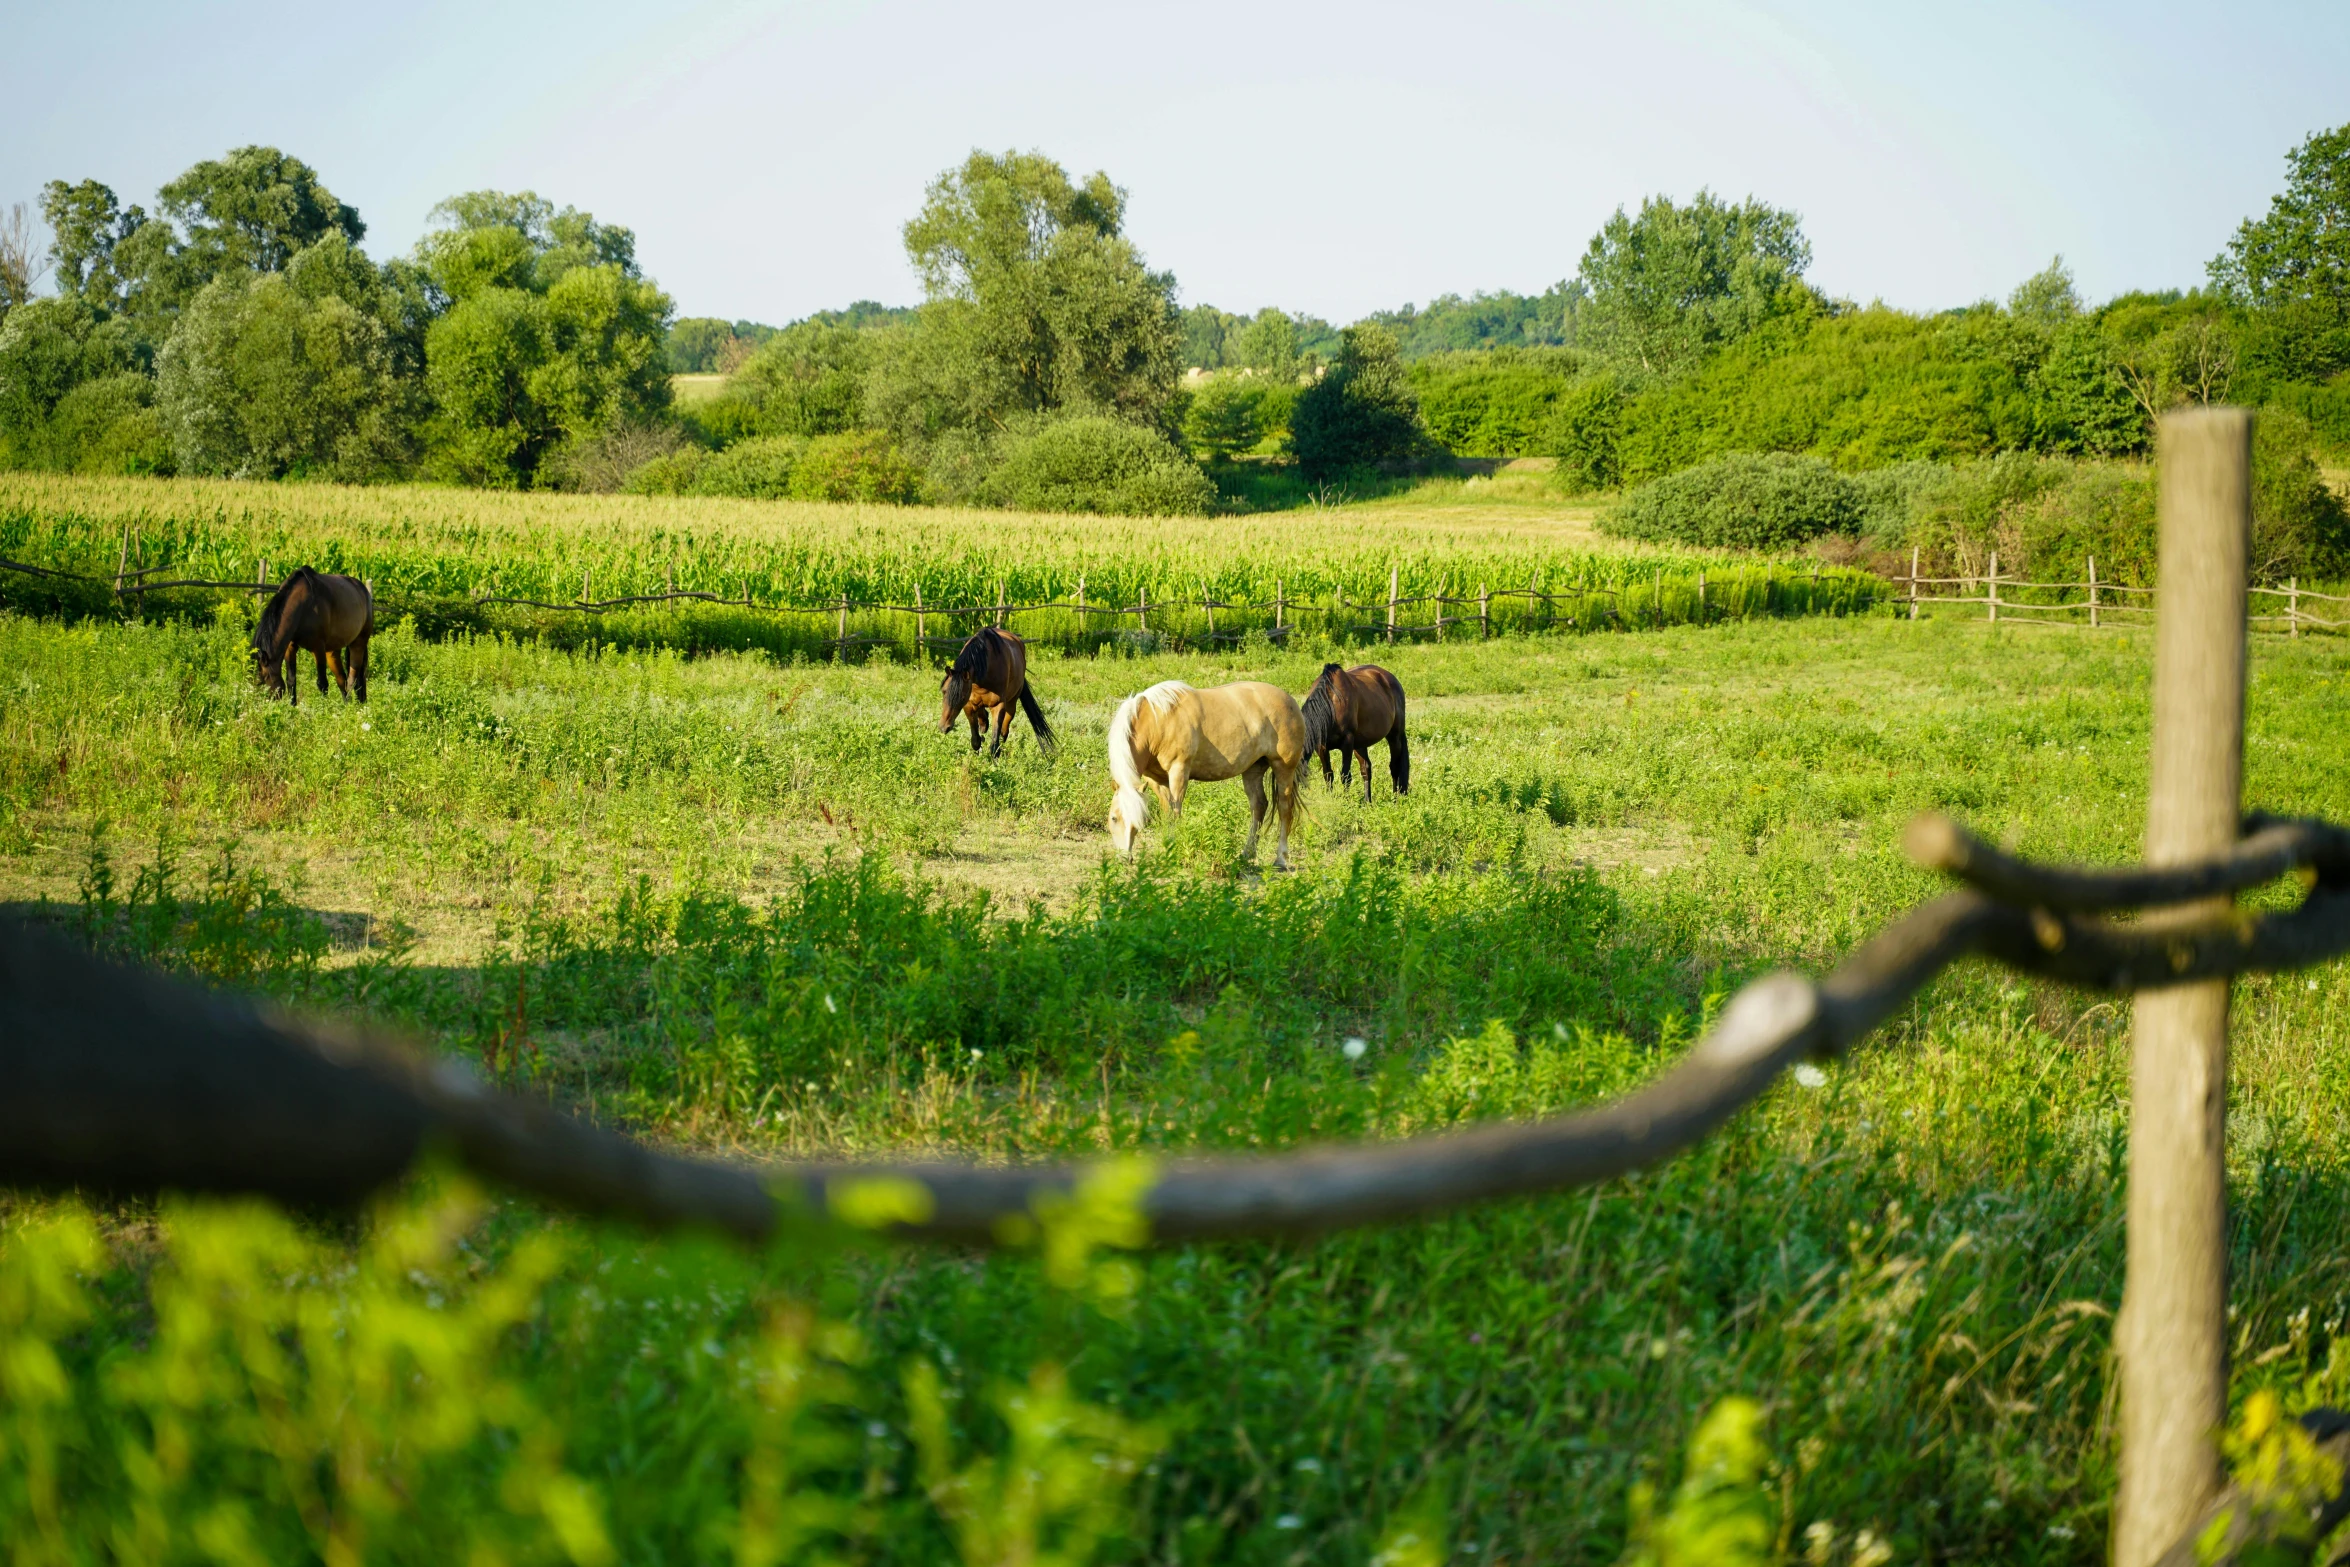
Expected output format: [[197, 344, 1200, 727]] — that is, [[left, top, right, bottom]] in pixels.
[[1300, 663, 1340, 756], [1106, 693, 1150, 822], [1018, 682, 1057, 756], [1387, 699, 1410, 796]]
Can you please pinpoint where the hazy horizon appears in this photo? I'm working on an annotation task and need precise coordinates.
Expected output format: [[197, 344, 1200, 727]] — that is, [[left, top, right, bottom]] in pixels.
[[9, 0, 2348, 327]]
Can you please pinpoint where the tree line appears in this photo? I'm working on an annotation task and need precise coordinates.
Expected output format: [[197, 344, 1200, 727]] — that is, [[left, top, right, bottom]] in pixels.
[[2, 129, 2346, 520]]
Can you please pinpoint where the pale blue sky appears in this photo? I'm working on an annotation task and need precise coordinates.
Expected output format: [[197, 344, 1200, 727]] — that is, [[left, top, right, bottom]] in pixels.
[[7, 0, 2346, 325]]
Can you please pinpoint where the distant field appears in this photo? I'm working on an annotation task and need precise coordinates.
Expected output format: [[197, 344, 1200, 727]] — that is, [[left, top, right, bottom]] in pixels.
[[0, 472, 1879, 658], [669, 371, 732, 405]]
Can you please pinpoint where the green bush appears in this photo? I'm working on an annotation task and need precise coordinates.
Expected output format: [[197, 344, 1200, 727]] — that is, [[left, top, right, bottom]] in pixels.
[[689, 435, 806, 499], [1182, 373, 1274, 460], [1543, 373, 1626, 492], [2250, 407, 2350, 579], [790, 429, 923, 505], [1290, 325, 1435, 478], [1407, 349, 1584, 457], [1603, 451, 1862, 549], [984, 415, 1215, 516], [1614, 309, 2041, 485], [41, 372, 174, 475], [621, 448, 704, 495]]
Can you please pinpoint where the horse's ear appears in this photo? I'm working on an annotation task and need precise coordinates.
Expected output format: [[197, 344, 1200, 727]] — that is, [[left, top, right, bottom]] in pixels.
[[1322, 662, 1342, 677]]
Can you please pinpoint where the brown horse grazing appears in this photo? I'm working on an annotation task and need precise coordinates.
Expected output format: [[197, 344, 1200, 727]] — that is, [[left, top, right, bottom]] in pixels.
[[1300, 663, 1410, 801], [252, 568, 374, 705], [939, 626, 1056, 758]]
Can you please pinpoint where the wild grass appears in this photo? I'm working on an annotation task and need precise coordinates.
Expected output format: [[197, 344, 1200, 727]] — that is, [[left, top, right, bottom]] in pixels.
[[5, 607, 2350, 1563]]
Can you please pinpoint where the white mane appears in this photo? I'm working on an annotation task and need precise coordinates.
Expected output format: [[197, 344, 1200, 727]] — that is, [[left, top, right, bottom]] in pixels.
[[1106, 682, 1190, 828]]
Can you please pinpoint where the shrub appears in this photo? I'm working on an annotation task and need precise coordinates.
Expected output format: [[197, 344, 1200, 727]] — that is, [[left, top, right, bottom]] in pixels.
[[2249, 407, 2350, 580], [1543, 373, 1626, 492], [1290, 325, 1434, 478], [985, 415, 1215, 516], [43, 373, 173, 475], [622, 449, 703, 495], [788, 430, 923, 505], [1408, 349, 1584, 457], [1183, 373, 1270, 460], [1603, 451, 1861, 549], [689, 435, 805, 499]]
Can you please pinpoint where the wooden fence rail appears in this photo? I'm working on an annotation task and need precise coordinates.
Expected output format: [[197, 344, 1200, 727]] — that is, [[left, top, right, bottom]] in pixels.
[[1896, 552, 2350, 635]]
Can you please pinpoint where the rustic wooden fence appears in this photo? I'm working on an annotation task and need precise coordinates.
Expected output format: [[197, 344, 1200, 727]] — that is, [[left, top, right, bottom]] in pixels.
[[1896, 546, 2350, 635], [0, 548, 1884, 658]]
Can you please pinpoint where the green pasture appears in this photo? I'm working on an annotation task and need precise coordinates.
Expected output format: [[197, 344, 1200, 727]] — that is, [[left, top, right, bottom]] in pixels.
[[4, 605, 2350, 1564]]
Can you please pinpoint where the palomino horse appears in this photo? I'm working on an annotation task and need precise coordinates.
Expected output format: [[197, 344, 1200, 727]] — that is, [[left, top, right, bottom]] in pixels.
[[1107, 680, 1304, 868], [1301, 663, 1410, 801], [252, 568, 374, 705], [940, 626, 1056, 757]]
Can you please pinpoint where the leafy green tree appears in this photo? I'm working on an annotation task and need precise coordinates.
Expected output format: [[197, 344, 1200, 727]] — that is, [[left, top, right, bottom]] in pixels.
[[1289, 323, 1433, 477], [157, 236, 416, 480], [40, 181, 148, 312], [727, 321, 869, 437], [415, 192, 672, 485], [887, 151, 1181, 435], [1232, 309, 1302, 380], [668, 317, 736, 373], [2212, 123, 2350, 389], [1182, 373, 1267, 458], [1577, 191, 1815, 380], [2006, 257, 2084, 330], [2030, 321, 2144, 455], [158, 147, 364, 281], [982, 413, 1214, 515], [0, 297, 150, 468], [1181, 304, 1244, 369]]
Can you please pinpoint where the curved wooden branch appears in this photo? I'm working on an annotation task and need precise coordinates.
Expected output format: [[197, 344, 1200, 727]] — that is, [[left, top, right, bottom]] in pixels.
[[1907, 811, 2350, 911], [7, 813, 2350, 1247]]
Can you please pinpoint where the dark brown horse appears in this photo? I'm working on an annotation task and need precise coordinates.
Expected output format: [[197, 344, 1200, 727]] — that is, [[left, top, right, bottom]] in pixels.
[[252, 568, 374, 705], [1301, 663, 1409, 800], [939, 626, 1055, 758]]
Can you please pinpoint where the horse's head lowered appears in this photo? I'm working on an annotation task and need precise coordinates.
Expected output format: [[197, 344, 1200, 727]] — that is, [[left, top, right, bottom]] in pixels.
[[1107, 783, 1150, 855], [938, 665, 972, 733], [251, 575, 298, 694], [939, 633, 986, 733]]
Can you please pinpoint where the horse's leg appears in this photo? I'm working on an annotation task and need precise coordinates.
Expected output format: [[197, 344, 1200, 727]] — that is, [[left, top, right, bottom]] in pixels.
[[1317, 747, 1334, 789], [1240, 763, 1268, 861], [314, 648, 330, 696], [326, 648, 348, 697], [967, 710, 984, 753], [1339, 749, 1354, 789], [1272, 759, 1298, 869], [1163, 761, 1190, 817], [284, 649, 300, 707], [352, 632, 369, 703], [1358, 748, 1374, 803], [989, 705, 1011, 759]]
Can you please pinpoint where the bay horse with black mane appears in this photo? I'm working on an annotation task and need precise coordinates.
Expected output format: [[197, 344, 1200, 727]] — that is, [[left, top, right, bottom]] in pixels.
[[252, 568, 374, 705], [939, 626, 1056, 758], [1301, 663, 1409, 801]]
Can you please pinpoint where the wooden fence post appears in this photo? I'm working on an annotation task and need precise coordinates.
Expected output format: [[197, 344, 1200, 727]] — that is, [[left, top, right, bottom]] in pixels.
[[2089, 557, 2100, 630], [1986, 553, 1998, 624], [114, 528, 129, 597], [1204, 581, 1215, 641], [1274, 578, 1284, 637], [2289, 576, 2300, 638], [1387, 565, 1399, 644], [2111, 408, 2252, 1567], [1908, 547, 1920, 622], [1697, 571, 1707, 624], [995, 580, 1006, 629], [582, 568, 591, 605], [834, 594, 848, 662], [1479, 582, 1490, 638], [1137, 586, 1148, 636], [914, 580, 926, 650]]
